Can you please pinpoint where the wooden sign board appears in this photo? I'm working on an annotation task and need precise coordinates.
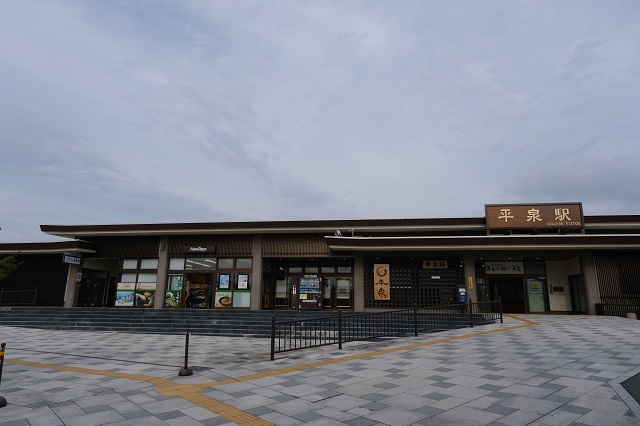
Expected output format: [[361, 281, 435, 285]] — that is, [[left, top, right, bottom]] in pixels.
[[485, 203, 584, 230], [373, 264, 390, 301]]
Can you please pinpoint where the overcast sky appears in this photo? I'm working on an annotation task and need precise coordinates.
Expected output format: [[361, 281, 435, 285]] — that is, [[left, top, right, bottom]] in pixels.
[[1, 1, 639, 242]]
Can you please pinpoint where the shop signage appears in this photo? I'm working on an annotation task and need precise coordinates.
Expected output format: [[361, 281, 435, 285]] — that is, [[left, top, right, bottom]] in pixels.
[[374, 264, 390, 300], [62, 255, 81, 265], [183, 245, 216, 254], [423, 260, 448, 269], [485, 203, 584, 230], [485, 261, 524, 275]]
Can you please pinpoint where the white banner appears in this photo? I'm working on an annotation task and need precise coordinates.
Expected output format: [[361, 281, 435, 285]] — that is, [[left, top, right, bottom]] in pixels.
[[485, 261, 524, 275]]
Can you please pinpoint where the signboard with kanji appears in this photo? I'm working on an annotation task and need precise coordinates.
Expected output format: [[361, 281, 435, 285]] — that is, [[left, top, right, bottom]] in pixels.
[[485, 203, 584, 230], [373, 264, 390, 301]]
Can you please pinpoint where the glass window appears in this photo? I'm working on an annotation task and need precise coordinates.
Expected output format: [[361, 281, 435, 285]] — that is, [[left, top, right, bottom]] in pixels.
[[140, 259, 158, 269], [218, 258, 234, 269], [186, 258, 217, 270], [169, 258, 185, 271], [305, 266, 319, 274], [321, 266, 336, 273], [120, 273, 137, 282], [122, 259, 138, 269], [289, 266, 303, 273], [338, 266, 352, 273], [236, 258, 252, 269], [137, 273, 157, 283]]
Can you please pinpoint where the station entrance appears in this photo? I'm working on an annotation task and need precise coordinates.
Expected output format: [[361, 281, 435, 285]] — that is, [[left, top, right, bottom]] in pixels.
[[475, 259, 551, 314], [261, 258, 354, 310]]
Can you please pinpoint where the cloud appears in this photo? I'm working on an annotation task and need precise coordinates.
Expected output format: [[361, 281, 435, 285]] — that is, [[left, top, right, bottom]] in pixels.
[[0, 0, 639, 242]]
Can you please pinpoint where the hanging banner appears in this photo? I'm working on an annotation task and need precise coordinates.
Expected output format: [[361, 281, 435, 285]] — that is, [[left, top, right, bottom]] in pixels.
[[485, 261, 524, 275], [374, 264, 390, 301]]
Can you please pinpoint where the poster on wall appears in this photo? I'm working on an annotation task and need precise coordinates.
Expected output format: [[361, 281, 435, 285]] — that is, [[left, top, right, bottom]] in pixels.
[[164, 291, 182, 308], [215, 291, 233, 307], [115, 283, 135, 307], [374, 264, 390, 301], [219, 274, 230, 290], [237, 274, 249, 290], [135, 283, 156, 307]]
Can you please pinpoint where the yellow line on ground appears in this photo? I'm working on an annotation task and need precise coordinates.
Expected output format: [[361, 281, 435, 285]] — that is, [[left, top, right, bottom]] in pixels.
[[4, 315, 536, 426]]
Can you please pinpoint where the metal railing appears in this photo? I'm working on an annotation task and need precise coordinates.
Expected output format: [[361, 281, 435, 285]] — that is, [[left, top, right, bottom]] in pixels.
[[595, 303, 640, 319], [0, 288, 38, 307], [270, 299, 503, 360]]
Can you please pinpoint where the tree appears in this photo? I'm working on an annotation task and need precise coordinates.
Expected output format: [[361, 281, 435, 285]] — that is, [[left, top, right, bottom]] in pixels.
[[0, 255, 22, 281]]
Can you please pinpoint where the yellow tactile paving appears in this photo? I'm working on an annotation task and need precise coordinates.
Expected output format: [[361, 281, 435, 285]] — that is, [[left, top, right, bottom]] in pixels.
[[4, 315, 536, 426]]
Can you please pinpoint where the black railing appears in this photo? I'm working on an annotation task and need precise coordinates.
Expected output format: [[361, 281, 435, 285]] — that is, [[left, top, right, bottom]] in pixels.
[[595, 303, 640, 319], [270, 299, 503, 360], [0, 288, 38, 307]]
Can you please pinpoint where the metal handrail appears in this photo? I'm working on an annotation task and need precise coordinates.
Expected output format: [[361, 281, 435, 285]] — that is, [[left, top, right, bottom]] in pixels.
[[270, 299, 503, 360], [0, 288, 38, 307]]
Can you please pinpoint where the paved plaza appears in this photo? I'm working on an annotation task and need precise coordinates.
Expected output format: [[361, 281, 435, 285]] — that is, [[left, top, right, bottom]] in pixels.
[[0, 314, 639, 425]]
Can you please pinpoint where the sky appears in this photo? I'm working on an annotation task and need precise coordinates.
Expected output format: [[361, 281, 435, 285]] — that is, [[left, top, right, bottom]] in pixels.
[[1, 1, 639, 242]]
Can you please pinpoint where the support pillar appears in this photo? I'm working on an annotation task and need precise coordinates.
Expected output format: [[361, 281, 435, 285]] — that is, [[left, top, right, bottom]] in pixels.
[[464, 255, 478, 302], [250, 235, 263, 310], [154, 236, 169, 309], [581, 255, 601, 315], [353, 254, 365, 312], [63, 263, 81, 308]]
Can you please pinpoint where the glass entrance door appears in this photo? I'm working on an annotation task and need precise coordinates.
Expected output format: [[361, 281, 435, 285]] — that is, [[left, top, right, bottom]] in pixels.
[[274, 278, 291, 308], [490, 277, 526, 313], [526, 278, 546, 312]]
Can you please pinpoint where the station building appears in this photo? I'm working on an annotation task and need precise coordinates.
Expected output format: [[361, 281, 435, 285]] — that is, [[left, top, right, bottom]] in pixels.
[[1, 202, 639, 315]]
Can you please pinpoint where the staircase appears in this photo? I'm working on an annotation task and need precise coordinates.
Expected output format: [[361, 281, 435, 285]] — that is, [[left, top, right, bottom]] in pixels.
[[0, 307, 339, 337]]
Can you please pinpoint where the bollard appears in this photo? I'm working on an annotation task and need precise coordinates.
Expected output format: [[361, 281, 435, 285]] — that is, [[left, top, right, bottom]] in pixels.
[[0, 342, 6, 407], [338, 311, 343, 350], [270, 315, 276, 361], [178, 330, 193, 376]]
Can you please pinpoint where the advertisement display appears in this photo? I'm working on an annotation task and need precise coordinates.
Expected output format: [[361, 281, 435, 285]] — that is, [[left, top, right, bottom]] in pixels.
[[218, 273, 231, 289], [237, 274, 249, 290], [165, 275, 183, 308], [135, 283, 156, 307], [115, 283, 135, 307], [214, 291, 233, 308]]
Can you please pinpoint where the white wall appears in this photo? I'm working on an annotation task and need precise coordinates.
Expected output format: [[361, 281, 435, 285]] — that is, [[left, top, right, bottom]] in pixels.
[[545, 259, 580, 312]]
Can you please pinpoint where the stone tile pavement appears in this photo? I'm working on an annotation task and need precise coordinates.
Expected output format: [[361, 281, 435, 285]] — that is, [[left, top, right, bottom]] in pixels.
[[0, 314, 639, 425]]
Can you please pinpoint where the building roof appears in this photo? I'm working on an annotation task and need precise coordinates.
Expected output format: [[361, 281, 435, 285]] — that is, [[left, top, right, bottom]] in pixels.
[[0, 240, 97, 255], [39, 214, 640, 238]]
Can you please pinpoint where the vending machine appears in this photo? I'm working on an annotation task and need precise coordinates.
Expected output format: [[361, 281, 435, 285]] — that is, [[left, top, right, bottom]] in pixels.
[[297, 275, 322, 310]]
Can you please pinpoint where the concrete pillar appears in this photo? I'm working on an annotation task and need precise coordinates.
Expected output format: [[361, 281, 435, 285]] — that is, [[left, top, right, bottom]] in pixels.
[[63, 263, 81, 308], [154, 236, 169, 309], [581, 255, 601, 315], [250, 235, 263, 310], [353, 254, 365, 312], [464, 255, 478, 303]]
